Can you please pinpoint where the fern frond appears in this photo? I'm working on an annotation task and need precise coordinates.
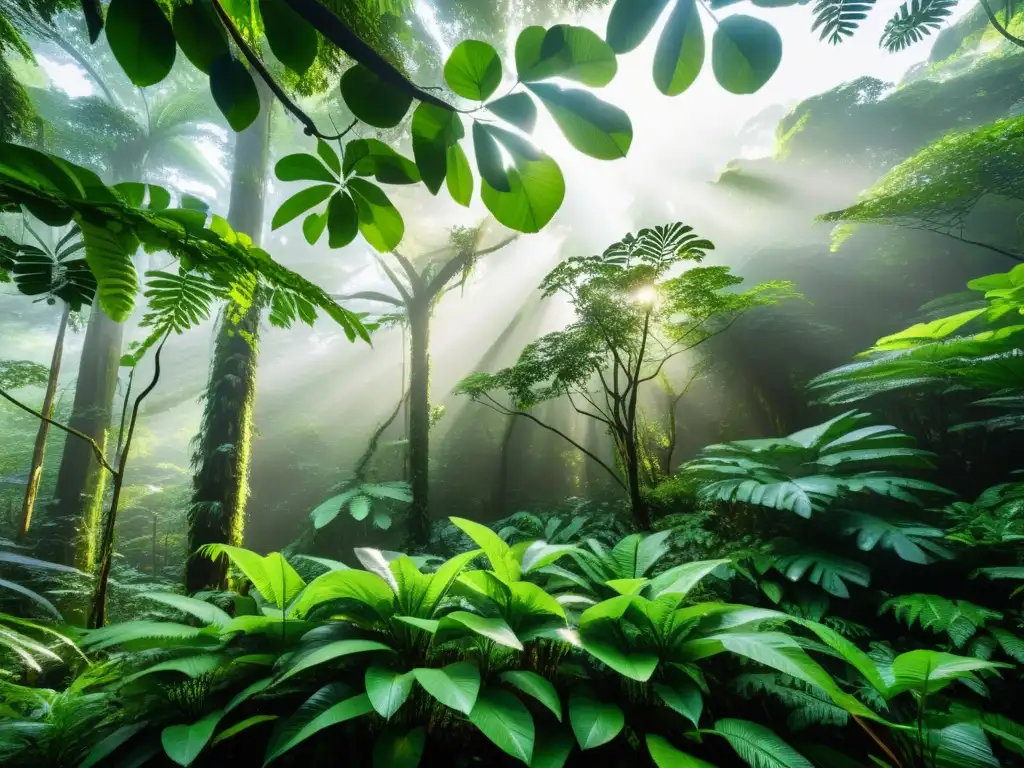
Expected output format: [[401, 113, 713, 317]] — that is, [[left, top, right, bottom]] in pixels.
[[881, 594, 1001, 647], [880, 0, 959, 52], [812, 0, 878, 44]]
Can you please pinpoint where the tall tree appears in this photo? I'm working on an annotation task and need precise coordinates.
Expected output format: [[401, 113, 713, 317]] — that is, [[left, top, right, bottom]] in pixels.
[[336, 226, 517, 544], [186, 82, 272, 593], [458, 223, 793, 527]]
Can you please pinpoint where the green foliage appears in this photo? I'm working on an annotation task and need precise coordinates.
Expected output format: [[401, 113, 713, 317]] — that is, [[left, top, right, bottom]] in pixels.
[[881, 0, 960, 52], [812, 0, 878, 44], [0, 222, 94, 310]]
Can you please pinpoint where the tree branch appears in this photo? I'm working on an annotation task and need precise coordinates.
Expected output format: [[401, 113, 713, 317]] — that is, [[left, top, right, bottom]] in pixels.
[[426, 235, 519, 298], [354, 389, 409, 481], [909, 225, 1024, 264], [478, 393, 628, 492], [331, 290, 404, 306], [281, 0, 456, 111], [374, 253, 413, 304], [979, 0, 1024, 47], [565, 388, 615, 428], [391, 250, 425, 294], [0, 387, 116, 475], [211, 0, 354, 140]]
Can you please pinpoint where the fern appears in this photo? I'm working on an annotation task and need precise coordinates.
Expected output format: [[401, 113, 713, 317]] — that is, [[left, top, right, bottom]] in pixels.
[[734, 673, 850, 731], [881, 594, 1002, 647], [812, 0, 878, 44], [881, 0, 960, 51], [122, 270, 225, 366]]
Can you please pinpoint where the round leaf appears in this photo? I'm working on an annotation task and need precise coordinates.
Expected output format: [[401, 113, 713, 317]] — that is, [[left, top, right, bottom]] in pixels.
[[276, 153, 338, 183], [444, 40, 502, 101], [348, 493, 372, 521], [445, 143, 473, 207], [260, 0, 318, 75], [516, 25, 617, 87], [210, 54, 261, 132], [711, 15, 783, 95], [172, 1, 229, 75], [161, 710, 222, 767], [527, 83, 632, 160], [486, 92, 539, 133], [569, 690, 624, 750], [106, 0, 176, 87], [302, 212, 328, 245], [480, 155, 565, 234], [412, 662, 481, 715], [473, 122, 511, 193], [341, 65, 413, 128], [271, 184, 334, 230], [469, 688, 536, 764], [654, 0, 705, 96], [327, 192, 359, 249], [606, 0, 672, 53], [365, 666, 415, 719], [347, 178, 405, 252]]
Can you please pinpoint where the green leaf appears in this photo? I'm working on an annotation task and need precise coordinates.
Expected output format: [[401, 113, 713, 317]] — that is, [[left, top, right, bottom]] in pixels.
[[80, 218, 138, 322], [265, 686, 372, 765], [606, 0, 673, 53], [124, 653, 225, 684], [276, 638, 392, 683], [347, 179, 404, 252], [481, 155, 564, 234], [526, 83, 632, 160], [373, 726, 426, 768], [317, 140, 341, 176], [647, 734, 716, 767], [473, 122, 511, 193], [412, 661, 481, 715], [654, 0, 705, 96], [531, 727, 575, 768], [888, 650, 1010, 696], [446, 143, 473, 207], [343, 139, 420, 184], [444, 40, 503, 101], [411, 103, 464, 194], [501, 670, 562, 721], [271, 184, 334, 230], [365, 666, 415, 719], [713, 719, 812, 768], [212, 715, 278, 746], [161, 710, 222, 767], [569, 690, 624, 750], [210, 54, 261, 132], [276, 153, 338, 183], [327, 192, 359, 249], [225, 677, 273, 714], [438, 611, 523, 649], [260, 0, 318, 75], [341, 65, 413, 128], [516, 25, 618, 87], [79, 723, 148, 768], [711, 15, 782, 95], [646, 559, 730, 599], [172, 1, 229, 75], [303, 212, 328, 245], [654, 681, 703, 728], [487, 92, 538, 133], [105, 0, 176, 87], [469, 688, 536, 763], [288, 568, 395, 619]]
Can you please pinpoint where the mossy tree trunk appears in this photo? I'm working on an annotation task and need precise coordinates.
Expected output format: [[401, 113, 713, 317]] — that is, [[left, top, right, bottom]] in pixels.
[[41, 304, 124, 568], [185, 85, 271, 594]]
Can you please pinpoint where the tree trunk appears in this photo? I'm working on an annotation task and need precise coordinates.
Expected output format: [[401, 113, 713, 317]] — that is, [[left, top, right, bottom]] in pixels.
[[407, 298, 431, 546], [185, 83, 271, 593], [42, 304, 124, 568], [623, 431, 650, 529], [19, 302, 70, 539]]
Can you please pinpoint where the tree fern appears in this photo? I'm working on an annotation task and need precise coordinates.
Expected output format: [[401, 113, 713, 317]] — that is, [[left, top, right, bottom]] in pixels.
[[812, 0, 878, 44], [881, 0, 960, 51]]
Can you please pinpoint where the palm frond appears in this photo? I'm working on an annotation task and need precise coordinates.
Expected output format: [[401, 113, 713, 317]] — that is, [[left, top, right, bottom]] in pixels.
[[881, 0, 960, 52], [812, 0, 878, 44]]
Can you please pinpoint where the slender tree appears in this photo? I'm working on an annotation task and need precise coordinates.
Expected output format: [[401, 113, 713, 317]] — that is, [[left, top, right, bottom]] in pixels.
[[336, 227, 518, 544], [458, 223, 794, 527]]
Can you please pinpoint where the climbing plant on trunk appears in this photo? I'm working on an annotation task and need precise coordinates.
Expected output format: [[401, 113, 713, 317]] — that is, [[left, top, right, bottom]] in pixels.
[[457, 222, 795, 528]]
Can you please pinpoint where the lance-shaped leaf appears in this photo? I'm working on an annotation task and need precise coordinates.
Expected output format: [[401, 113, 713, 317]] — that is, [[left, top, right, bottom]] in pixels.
[[653, 0, 705, 96], [527, 83, 632, 160]]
